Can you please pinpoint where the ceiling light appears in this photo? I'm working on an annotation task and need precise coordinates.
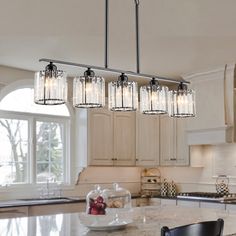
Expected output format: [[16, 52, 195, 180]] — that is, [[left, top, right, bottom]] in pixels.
[[169, 82, 196, 118], [73, 68, 105, 108], [36, 0, 196, 119], [140, 78, 168, 115], [34, 62, 67, 105], [108, 73, 138, 111]]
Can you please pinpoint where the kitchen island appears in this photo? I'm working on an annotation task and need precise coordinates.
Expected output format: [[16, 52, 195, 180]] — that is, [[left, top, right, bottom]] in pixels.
[[1, 205, 236, 236]]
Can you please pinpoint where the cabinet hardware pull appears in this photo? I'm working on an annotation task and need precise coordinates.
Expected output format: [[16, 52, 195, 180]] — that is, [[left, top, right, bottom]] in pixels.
[[170, 158, 177, 161]]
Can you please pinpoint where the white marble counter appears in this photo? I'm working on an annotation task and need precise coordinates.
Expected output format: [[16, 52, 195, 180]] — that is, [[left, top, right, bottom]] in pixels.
[[1, 206, 236, 236]]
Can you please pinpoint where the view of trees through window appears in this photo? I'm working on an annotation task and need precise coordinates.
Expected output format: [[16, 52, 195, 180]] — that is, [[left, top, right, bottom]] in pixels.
[[0, 88, 69, 185], [36, 121, 64, 183], [0, 118, 28, 184]]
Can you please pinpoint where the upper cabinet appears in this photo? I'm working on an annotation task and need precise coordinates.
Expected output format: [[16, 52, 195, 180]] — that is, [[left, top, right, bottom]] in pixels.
[[183, 64, 235, 145], [88, 109, 136, 166], [88, 108, 114, 166], [176, 119, 189, 166], [136, 113, 159, 166], [160, 116, 189, 166], [113, 113, 136, 166], [87, 108, 189, 167]]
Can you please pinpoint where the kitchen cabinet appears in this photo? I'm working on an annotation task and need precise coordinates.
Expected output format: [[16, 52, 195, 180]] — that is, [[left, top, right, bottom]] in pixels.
[[88, 109, 136, 166], [88, 108, 113, 165], [28, 202, 86, 216], [225, 204, 236, 212], [177, 200, 200, 208], [160, 198, 177, 206], [160, 116, 189, 166], [0, 206, 28, 219], [148, 198, 161, 206], [113, 112, 136, 166], [200, 202, 225, 210], [136, 113, 159, 166]]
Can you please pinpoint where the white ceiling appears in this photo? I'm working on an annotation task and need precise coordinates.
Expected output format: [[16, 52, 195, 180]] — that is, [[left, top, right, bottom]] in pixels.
[[0, 0, 236, 81]]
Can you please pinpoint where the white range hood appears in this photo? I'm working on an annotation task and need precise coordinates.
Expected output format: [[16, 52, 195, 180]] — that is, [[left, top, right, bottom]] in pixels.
[[183, 64, 235, 145]]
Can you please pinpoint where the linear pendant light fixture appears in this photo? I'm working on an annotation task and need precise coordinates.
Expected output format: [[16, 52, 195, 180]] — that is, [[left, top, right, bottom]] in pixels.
[[35, 0, 196, 118]]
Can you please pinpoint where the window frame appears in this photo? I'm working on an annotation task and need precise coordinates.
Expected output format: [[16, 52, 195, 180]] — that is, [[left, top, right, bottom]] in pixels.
[[0, 108, 71, 186]]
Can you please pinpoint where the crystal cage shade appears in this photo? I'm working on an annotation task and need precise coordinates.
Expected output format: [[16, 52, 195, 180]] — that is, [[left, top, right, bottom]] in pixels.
[[140, 84, 168, 115], [34, 71, 67, 105], [168, 88, 196, 118], [108, 80, 138, 111], [73, 76, 105, 108]]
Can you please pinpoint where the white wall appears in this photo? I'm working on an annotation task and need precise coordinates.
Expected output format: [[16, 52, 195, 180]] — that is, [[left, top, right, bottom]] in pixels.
[[160, 144, 236, 193]]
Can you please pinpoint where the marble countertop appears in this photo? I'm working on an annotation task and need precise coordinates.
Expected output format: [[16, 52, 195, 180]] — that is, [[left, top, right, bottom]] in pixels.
[[1, 205, 236, 236]]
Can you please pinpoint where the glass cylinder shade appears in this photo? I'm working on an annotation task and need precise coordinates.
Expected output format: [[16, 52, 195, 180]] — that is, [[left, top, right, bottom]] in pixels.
[[73, 76, 105, 108], [108, 80, 138, 111], [169, 88, 196, 117], [34, 70, 67, 105], [140, 84, 168, 115]]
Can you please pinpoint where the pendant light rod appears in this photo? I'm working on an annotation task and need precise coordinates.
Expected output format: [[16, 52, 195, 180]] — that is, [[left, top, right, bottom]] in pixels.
[[39, 58, 190, 84], [105, 0, 109, 68], [135, 0, 140, 73]]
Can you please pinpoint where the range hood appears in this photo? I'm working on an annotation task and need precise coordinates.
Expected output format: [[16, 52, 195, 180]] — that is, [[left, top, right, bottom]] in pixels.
[[183, 64, 235, 145]]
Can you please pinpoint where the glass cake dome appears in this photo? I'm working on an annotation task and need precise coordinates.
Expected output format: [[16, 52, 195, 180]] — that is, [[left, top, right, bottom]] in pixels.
[[103, 183, 131, 209]]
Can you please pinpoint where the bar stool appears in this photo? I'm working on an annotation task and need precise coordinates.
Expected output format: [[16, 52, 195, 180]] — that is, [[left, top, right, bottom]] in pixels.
[[161, 218, 224, 236]]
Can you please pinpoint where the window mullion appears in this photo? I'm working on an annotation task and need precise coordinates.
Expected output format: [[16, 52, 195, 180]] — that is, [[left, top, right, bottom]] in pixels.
[[30, 118, 36, 184]]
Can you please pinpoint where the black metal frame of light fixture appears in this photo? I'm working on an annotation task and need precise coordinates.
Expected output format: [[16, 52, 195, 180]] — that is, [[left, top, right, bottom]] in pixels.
[[39, 0, 189, 85]]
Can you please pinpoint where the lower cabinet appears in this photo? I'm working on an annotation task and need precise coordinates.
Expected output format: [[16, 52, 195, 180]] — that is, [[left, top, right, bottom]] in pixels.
[[148, 198, 161, 206], [225, 204, 236, 212], [0, 202, 86, 219], [0, 206, 28, 219], [177, 200, 200, 208], [200, 202, 225, 210], [160, 199, 177, 206], [28, 202, 86, 216]]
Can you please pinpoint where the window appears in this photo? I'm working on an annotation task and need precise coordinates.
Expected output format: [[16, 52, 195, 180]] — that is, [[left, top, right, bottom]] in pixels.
[[0, 87, 70, 185]]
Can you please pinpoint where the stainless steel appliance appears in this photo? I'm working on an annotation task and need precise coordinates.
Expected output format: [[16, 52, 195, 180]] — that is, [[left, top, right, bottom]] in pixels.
[[177, 192, 236, 202]]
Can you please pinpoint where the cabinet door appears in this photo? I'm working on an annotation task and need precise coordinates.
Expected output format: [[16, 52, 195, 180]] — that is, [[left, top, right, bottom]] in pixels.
[[160, 199, 177, 206], [200, 202, 225, 210], [114, 112, 136, 166], [88, 108, 114, 165], [136, 113, 159, 166], [176, 119, 189, 166], [28, 203, 86, 216], [160, 116, 175, 166], [177, 200, 200, 208]]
